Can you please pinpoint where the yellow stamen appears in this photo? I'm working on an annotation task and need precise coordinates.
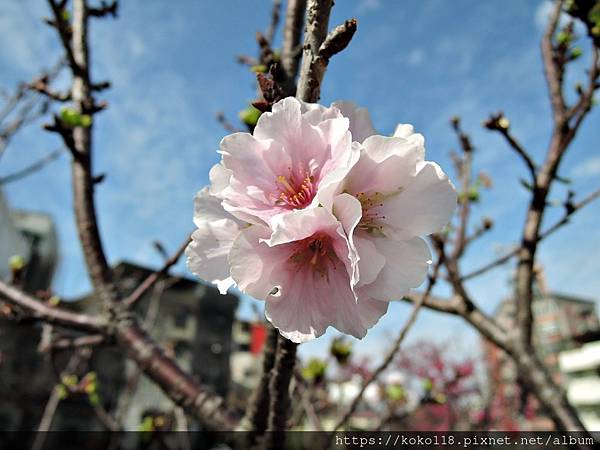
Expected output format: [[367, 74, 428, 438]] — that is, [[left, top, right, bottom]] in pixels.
[[277, 175, 296, 194]]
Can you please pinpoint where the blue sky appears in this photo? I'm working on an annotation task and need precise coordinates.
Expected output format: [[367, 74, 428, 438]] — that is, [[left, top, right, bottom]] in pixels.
[[1, 0, 599, 362]]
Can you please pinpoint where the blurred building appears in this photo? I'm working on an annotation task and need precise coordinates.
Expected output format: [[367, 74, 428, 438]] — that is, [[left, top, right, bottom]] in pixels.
[[559, 336, 600, 430], [69, 261, 239, 430], [0, 189, 58, 292], [0, 259, 240, 432], [0, 191, 60, 429], [230, 320, 267, 392], [483, 291, 600, 430]]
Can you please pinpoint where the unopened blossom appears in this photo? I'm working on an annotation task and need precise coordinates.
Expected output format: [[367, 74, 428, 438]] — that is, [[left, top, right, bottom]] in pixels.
[[327, 131, 457, 302], [229, 206, 388, 343], [217, 97, 358, 226]]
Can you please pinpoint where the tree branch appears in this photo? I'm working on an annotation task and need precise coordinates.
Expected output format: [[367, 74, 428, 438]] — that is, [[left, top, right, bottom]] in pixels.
[[0, 280, 106, 332], [123, 233, 192, 308], [484, 112, 537, 181], [541, 0, 566, 124], [239, 324, 279, 434], [280, 0, 306, 91], [265, 0, 282, 45], [462, 186, 600, 281], [0, 147, 64, 186]]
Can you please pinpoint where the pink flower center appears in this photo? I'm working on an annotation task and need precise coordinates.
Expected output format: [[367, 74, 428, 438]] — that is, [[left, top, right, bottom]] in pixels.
[[274, 172, 315, 209], [287, 233, 338, 279]]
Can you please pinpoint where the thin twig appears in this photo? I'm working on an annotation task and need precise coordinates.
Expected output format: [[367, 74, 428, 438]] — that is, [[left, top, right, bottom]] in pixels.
[[265, 0, 282, 45], [123, 233, 192, 308], [484, 112, 537, 181], [0, 280, 106, 332], [0, 147, 64, 185]]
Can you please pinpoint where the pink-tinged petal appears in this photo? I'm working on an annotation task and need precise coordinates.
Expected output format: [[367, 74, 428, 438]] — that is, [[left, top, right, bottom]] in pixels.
[[266, 207, 358, 286], [332, 101, 377, 143], [208, 162, 231, 199], [186, 188, 243, 293], [344, 135, 421, 196], [382, 161, 457, 239], [353, 235, 386, 287], [317, 141, 361, 210], [229, 224, 290, 299], [230, 205, 385, 342], [357, 236, 431, 302], [264, 268, 337, 342], [393, 123, 425, 151], [265, 257, 388, 342], [331, 193, 366, 286], [219, 97, 354, 224], [299, 100, 342, 125]]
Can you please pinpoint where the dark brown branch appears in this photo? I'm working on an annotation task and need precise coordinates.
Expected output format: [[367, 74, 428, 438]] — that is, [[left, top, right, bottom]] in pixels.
[[239, 324, 279, 433], [265, 0, 282, 45], [47, 333, 105, 351], [295, 14, 357, 101], [0, 147, 64, 185], [123, 233, 192, 308], [48, 0, 121, 308], [47, 0, 80, 76], [295, 0, 333, 102], [266, 335, 297, 438], [280, 0, 306, 89], [484, 112, 537, 181], [567, 46, 600, 136], [115, 319, 237, 430], [449, 117, 473, 260], [28, 77, 71, 102], [0, 280, 106, 332], [462, 186, 600, 281], [87, 0, 118, 18], [215, 111, 241, 133], [541, 0, 566, 124], [318, 19, 357, 61]]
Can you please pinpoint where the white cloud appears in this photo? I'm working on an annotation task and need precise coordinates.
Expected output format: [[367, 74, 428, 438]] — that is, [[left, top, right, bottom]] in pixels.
[[355, 0, 382, 15], [534, 0, 585, 33], [407, 48, 424, 67], [571, 155, 600, 178]]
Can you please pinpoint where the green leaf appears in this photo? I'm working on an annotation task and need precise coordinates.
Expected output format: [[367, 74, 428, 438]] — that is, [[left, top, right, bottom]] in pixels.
[[386, 383, 405, 401], [556, 31, 572, 45], [330, 337, 352, 364], [422, 378, 433, 391], [301, 358, 327, 382], [250, 64, 268, 73], [57, 385, 68, 400], [571, 47, 583, 59], [60, 108, 92, 128], [88, 392, 101, 406], [61, 9, 70, 22], [140, 416, 154, 432], [9, 254, 25, 271], [238, 105, 262, 127], [589, 3, 600, 28]]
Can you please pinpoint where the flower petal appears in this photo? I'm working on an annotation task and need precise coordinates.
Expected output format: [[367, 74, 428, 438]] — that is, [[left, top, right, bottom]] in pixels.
[[357, 236, 431, 301], [393, 123, 425, 151], [186, 188, 243, 293], [343, 135, 422, 196], [382, 161, 457, 239], [332, 101, 377, 143]]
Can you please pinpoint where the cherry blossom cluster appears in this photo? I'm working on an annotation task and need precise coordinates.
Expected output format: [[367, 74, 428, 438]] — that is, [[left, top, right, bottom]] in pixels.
[[186, 98, 457, 343]]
